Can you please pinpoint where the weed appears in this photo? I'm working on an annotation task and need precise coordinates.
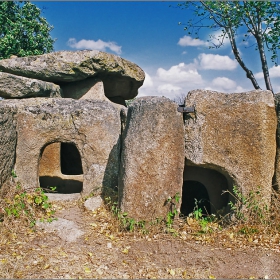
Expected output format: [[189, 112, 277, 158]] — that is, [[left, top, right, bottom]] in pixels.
[[165, 192, 180, 229], [225, 186, 270, 225], [238, 226, 259, 235], [1, 172, 56, 227], [187, 199, 219, 234], [104, 196, 147, 233]]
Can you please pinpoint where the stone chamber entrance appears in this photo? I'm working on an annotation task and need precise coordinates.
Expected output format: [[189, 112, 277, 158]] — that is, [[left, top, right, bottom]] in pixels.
[[180, 163, 233, 217], [39, 142, 83, 194]]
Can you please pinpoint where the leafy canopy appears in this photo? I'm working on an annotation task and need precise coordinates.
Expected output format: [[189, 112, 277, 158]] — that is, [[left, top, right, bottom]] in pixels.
[[0, 1, 55, 60], [178, 1, 280, 93]]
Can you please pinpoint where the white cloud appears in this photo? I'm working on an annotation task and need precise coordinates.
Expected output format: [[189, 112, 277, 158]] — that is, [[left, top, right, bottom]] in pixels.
[[205, 77, 246, 93], [212, 77, 236, 90], [198, 53, 238, 70], [157, 83, 182, 93], [256, 65, 280, 79], [67, 38, 122, 54], [141, 72, 153, 88], [178, 35, 207, 47], [157, 63, 203, 84], [255, 71, 263, 79]]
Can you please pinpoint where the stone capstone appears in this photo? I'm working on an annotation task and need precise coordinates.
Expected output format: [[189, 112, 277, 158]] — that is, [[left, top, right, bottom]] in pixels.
[[119, 96, 185, 220], [184, 89, 277, 207], [0, 72, 62, 99], [0, 50, 145, 100], [0, 98, 121, 196]]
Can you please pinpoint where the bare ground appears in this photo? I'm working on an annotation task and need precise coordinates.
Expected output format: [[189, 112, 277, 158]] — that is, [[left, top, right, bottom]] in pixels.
[[1, 199, 280, 279]]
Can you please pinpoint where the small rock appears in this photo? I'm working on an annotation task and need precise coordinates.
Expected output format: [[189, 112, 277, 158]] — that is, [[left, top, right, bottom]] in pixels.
[[84, 196, 103, 211]]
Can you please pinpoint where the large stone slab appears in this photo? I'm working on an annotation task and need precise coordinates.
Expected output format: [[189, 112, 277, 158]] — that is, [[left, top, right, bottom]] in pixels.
[[0, 98, 121, 196], [0, 50, 145, 100], [0, 106, 17, 188], [184, 89, 277, 207], [119, 97, 185, 220], [0, 72, 62, 99]]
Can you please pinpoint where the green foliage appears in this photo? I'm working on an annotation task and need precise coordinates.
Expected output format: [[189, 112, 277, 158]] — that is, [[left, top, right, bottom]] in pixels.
[[0, 1, 55, 59], [188, 198, 218, 234], [177, 1, 280, 92], [2, 174, 56, 227], [226, 185, 269, 224], [125, 98, 136, 106], [105, 196, 147, 233], [11, 169, 17, 178], [165, 192, 180, 229]]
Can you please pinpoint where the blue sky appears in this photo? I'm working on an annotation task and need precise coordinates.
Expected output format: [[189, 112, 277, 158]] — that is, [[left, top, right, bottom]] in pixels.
[[33, 1, 280, 100]]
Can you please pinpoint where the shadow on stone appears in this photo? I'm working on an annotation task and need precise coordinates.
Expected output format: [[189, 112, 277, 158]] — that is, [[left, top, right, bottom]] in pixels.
[[39, 176, 83, 194], [60, 142, 83, 175], [180, 180, 211, 217]]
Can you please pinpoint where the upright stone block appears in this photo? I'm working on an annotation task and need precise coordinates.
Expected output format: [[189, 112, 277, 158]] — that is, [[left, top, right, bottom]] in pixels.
[[0, 106, 17, 188], [184, 89, 277, 207], [0, 98, 121, 197], [119, 97, 185, 220]]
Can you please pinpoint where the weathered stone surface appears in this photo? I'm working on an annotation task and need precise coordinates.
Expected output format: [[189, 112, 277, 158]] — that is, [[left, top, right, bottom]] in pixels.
[[0, 106, 17, 187], [0, 50, 145, 100], [46, 193, 81, 201], [61, 77, 107, 100], [84, 196, 103, 211], [0, 98, 121, 196], [0, 72, 62, 98], [184, 89, 277, 206], [119, 96, 185, 220], [36, 218, 84, 242]]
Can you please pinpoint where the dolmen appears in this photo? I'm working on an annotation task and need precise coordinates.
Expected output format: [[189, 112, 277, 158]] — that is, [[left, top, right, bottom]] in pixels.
[[0, 50, 278, 221]]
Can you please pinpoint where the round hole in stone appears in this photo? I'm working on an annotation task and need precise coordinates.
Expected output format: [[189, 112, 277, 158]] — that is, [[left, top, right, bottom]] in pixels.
[[180, 180, 211, 217]]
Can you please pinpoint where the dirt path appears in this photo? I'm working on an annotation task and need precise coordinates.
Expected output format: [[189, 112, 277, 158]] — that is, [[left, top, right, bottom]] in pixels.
[[1, 199, 280, 279]]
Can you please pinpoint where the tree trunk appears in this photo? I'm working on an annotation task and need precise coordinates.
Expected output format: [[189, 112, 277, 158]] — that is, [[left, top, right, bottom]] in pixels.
[[255, 33, 274, 93], [226, 27, 261, 90]]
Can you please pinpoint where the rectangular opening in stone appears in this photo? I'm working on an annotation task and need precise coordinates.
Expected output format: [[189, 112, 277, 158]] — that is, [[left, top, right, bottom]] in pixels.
[[39, 142, 83, 194], [61, 142, 83, 175]]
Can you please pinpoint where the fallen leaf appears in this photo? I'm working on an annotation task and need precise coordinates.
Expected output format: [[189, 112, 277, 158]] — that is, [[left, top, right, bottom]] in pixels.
[[209, 275, 216, 279], [122, 248, 129, 254], [169, 269, 175, 276], [84, 267, 91, 273], [90, 223, 97, 227], [87, 252, 93, 257], [44, 264, 50, 269]]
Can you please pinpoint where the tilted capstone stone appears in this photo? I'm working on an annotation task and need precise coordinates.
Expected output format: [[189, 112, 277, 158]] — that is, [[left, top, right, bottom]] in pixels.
[[0, 71, 62, 99], [0, 50, 145, 100]]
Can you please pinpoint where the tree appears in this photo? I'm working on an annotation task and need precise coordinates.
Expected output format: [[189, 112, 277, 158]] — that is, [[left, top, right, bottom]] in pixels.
[[0, 1, 55, 60], [178, 1, 280, 94]]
